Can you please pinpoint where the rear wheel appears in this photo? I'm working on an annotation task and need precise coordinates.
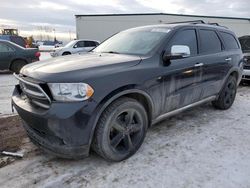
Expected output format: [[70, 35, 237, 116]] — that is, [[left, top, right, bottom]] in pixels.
[[10, 60, 27, 74], [212, 75, 237, 110], [92, 97, 148, 162]]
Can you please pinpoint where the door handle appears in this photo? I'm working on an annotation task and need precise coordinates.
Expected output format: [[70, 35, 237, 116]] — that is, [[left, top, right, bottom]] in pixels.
[[194, 63, 204, 67], [225, 57, 232, 62]]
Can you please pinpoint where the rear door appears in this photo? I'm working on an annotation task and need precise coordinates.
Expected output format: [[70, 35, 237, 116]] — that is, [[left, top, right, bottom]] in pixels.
[[161, 29, 204, 113], [197, 29, 229, 98], [0, 42, 15, 70]]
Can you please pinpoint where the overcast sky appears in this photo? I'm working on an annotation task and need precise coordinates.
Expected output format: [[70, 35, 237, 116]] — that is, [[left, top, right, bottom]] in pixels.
[[1, 0, 250, 40]]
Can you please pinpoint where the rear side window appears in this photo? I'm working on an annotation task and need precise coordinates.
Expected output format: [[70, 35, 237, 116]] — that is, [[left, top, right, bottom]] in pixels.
[[169, 29, 198, 56], [199, 30, 222, 54], [84, 41, 97, 47], [0, 43, 14, 52], [220, 32, 239, 50]]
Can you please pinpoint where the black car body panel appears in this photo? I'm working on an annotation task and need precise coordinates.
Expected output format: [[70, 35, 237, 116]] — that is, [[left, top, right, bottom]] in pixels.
[[12, 23, 243, 159]]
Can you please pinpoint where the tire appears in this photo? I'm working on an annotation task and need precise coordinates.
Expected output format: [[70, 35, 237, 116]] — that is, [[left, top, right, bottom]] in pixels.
[[212, 75, 237, 110], [92, 97, 148, 162], [10, 60, 27, 74], [62, 52, 71, 56]]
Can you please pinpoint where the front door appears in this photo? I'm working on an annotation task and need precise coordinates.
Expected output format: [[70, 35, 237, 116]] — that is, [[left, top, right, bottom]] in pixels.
[[161, 29, 203, 114]]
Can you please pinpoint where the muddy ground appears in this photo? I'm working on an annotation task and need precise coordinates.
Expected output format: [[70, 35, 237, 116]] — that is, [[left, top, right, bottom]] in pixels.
[[0, 116, 25, 167], [0, 86, 250, 188]]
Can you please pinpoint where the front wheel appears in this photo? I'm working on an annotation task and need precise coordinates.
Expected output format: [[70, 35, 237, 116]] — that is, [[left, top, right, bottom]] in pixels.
[[212, 75, 237, 110], [92, 97, 148, 162]]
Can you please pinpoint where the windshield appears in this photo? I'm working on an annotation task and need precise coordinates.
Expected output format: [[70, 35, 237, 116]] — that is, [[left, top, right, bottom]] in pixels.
[[64, 40, 76, 48], [93, 27, 171, 55], [239, 37, 250, 53]]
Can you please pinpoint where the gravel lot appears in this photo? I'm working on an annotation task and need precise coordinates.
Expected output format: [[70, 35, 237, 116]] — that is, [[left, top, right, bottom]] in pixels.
[[0, 86, 250, 188]]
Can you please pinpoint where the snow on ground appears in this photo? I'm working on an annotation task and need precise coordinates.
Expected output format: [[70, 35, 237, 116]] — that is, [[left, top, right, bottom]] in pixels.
[[0, 86, 250, 188], [0, 52, 51, 116]]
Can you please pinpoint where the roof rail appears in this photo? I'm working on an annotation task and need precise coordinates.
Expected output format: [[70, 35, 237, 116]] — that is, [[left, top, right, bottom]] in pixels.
[[207, 22, 228, 28], [166, 20, 205, 24], [166, 20, 228, 29]]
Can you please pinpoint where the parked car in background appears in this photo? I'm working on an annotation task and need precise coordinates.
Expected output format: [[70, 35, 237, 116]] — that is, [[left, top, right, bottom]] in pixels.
[[38, 40, 63, 52], [239, 36, 250, 81], [0, 40, 40, 73], [13, 22, 243, 161], [50, 39, 99, 57], [0, 35, 27, 48]]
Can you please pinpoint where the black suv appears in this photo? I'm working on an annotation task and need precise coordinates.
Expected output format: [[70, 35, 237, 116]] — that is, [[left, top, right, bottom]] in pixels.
[[12, 21, 243, 161]]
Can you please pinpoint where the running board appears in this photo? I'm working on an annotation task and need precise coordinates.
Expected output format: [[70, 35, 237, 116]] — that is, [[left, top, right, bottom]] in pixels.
[[152, 96, 216, 125]]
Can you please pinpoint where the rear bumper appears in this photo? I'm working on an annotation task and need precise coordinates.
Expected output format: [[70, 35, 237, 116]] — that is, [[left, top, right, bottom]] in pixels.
[[12, 86, 98, 159]]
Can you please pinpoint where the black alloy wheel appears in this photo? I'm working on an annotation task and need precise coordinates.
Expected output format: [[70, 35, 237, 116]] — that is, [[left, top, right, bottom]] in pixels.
[[212, 75, 237, 110], [92, 97, 148, 161]]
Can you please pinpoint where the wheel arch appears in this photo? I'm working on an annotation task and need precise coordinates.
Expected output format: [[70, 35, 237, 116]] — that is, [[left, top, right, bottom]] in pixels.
[[226, 67, 242, 85], [88, 86, 154, 146], [9, 58, 28, 69], [62, 51, 71, 55]]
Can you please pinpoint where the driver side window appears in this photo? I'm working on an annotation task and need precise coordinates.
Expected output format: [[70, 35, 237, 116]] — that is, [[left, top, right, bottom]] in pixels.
[[74, 41, 85, 48], [168, 29, 198, 56]]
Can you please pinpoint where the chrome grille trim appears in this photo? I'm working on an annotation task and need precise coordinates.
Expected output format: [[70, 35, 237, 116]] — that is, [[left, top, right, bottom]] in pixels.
[[14, 73, 51, 109]]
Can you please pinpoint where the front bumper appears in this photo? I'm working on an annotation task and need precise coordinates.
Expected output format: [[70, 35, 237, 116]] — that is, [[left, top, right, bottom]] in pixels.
[[242, 69, 250, 80], [12, 86, 98, 159]]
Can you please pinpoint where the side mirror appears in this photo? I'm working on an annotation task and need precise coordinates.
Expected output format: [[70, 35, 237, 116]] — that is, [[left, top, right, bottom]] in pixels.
[[73, 44, 78, 48], [163, 45, 191, 62]]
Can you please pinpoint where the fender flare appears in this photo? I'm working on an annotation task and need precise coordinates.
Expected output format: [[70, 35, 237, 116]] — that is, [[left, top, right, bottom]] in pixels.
[[87, 88, 154, 147]]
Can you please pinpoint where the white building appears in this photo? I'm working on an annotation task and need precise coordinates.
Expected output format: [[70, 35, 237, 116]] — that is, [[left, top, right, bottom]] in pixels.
[[75, 13, 250, 42]]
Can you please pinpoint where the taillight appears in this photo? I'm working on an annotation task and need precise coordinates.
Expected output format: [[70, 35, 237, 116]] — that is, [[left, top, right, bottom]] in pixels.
[[35, 51, 41, 58]]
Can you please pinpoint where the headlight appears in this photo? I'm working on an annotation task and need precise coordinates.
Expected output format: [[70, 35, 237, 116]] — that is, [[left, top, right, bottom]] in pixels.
[[48, 83, 94, 102]]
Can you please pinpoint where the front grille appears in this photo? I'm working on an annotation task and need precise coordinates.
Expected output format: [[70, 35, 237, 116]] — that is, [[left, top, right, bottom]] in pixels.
[[14, 74, 51, 109], [243, 56, 250, 70]]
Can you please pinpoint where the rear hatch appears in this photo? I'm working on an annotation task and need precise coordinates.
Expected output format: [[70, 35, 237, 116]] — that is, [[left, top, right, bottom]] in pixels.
[[239, 36, 250, 68]]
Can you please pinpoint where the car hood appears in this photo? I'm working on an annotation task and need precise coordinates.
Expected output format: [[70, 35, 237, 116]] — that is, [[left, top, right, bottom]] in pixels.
[[21, 52, 142, 82]]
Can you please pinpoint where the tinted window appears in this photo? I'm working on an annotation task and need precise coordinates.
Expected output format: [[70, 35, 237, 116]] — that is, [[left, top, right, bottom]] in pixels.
[[10, 36, 26, 47], [199, 30, 222, 54], [239, 37, 250, 53], [220, 32, 239, 50], [84, 41, 97, 47], [0, 43, 14, 52], [169, 29, 197, 55], [75, 41, 85, 48]]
